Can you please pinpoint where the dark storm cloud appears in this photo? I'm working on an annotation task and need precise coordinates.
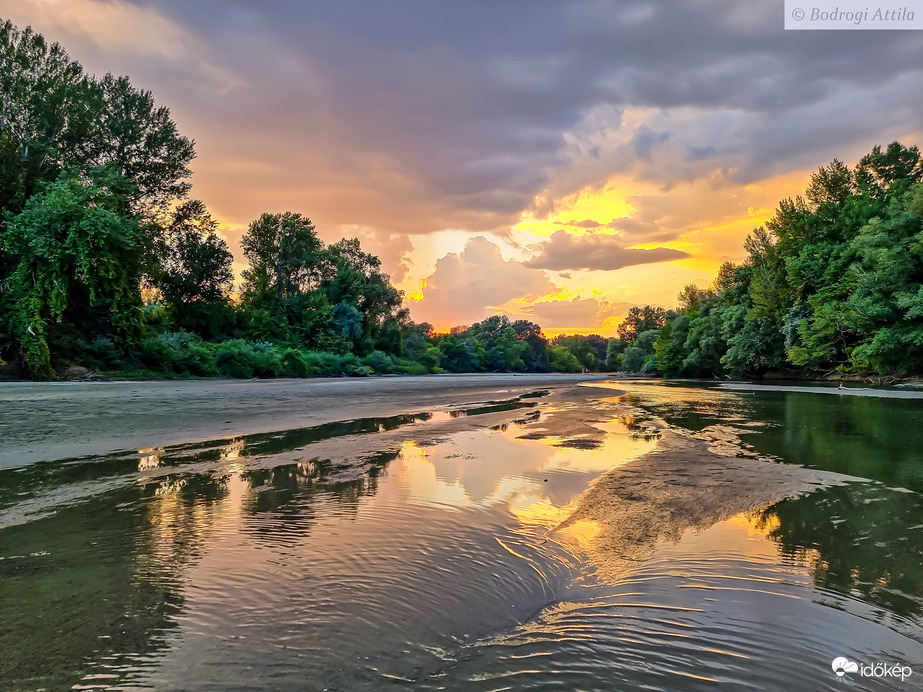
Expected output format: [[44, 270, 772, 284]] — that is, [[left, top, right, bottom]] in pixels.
[[7, 0, 923, 237], [526, 231, 689, 271]]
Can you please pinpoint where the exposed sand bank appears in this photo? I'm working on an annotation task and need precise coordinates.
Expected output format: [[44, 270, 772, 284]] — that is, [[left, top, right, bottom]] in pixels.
[[0, 374, 607, 467]]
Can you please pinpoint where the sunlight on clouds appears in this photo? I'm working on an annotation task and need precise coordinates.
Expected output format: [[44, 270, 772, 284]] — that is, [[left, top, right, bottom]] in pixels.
[[515, 182, 635, 238], [5, 0, 188, 58]]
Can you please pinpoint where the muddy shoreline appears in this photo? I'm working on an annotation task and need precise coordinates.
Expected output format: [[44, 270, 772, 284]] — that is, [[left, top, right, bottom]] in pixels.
[[0, 373, 607, 467]]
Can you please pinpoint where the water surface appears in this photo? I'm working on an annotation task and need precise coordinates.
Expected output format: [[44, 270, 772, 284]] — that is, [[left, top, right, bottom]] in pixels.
[[2, 382, 922, 691]]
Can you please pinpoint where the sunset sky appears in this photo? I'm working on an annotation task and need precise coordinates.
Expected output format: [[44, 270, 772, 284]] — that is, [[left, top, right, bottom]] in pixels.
[[3, 0, 921, 335]]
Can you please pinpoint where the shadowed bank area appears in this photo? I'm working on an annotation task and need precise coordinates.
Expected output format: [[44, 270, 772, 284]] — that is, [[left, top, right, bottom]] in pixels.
[[2, 378, 922, 690]]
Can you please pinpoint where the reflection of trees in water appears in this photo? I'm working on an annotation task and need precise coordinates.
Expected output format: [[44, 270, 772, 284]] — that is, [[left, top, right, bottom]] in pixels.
[[766, 394, 923, 493], [238, 451, 398, 545], [624, 384, 923, 492], [1, 404, 519, 688], [757, 483, 923, 619], [0, 482, 209, 687], [0, 439, 237, 687]]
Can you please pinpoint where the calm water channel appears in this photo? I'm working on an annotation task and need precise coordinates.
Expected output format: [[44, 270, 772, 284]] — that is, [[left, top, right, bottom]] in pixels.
[[2, 380, 922, 691]]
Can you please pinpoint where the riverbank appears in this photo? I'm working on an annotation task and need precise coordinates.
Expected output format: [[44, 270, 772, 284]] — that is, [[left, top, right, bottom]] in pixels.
[[0, 373, 607, 467]]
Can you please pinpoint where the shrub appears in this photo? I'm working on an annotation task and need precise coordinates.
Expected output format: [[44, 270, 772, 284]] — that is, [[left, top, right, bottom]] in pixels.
[[140, 331, 217, 376], [417, 346, 441, 372], [392, 358, 428, 375], [280, 348, 310, 378], [337, 353, 371, 376], [76, 336, 132, 370], [301, 350, 370, 376], [215, 339, 281, 378], [303, 351, 341, 376], [362, 350, 394, 374]]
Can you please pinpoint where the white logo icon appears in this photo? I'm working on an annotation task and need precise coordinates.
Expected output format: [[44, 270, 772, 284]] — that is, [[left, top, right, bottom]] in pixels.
[[832, 657, 859, 677]]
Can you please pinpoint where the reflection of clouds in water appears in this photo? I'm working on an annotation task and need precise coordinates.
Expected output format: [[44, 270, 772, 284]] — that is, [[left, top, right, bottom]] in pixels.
[[395, 420, 657, 530]]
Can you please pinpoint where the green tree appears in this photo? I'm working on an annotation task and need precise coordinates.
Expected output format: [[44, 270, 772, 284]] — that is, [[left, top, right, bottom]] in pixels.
[[605, 338, 627, 370], [549, 345, 582, 372], [616, 305, 667, 343], [511, 319, 550, 371], [156, 200, 234, 334], [322, 238, 403, 353], [1, 167, 148, 378], [437, 334, 483, 372], [0, 21, 193, 222], [654, 314, 691, 376], [241, 212, 324, 305]]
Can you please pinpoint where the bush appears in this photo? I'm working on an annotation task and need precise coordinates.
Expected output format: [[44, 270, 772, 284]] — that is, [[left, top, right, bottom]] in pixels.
[[302, 351, 342, 376], [215, 339, 281, 378], [549, 345, 582, 372], [300, 350, 372, 376], [392, 358, 428, 375], [76, 336, 133, 370], [140, 331, 217, 376], [418, 346, 441, 371], [280, 348, 310, 378], [337, 353, 371, 376], [362, 350, 394, 374]]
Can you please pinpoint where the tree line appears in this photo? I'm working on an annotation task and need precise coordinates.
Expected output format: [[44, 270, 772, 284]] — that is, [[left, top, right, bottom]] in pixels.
[[617, 142, 923, 379], [2, 21, 921, 381]]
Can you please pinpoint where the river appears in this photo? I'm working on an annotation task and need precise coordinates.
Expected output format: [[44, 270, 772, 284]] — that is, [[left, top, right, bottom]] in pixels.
[[1, 378, 921, 691]]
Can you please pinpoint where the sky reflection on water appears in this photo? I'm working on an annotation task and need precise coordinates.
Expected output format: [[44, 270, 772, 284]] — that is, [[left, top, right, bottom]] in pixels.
[[2, 385, 923, 691]]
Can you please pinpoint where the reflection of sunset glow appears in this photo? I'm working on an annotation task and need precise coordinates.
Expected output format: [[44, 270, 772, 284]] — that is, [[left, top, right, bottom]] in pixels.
[[221, 437, 245, 461], [393, 419, 657, 559], [397, 441, 472, 510]]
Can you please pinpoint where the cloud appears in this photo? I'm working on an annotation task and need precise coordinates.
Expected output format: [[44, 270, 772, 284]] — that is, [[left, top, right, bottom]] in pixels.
[[523, 296, 630, 331], [410, 236, 555, 327], [6, 0, 921, 242], [526, 231, 688, 271], [554, 219, 603, 228], [5, 0, 923, 332]]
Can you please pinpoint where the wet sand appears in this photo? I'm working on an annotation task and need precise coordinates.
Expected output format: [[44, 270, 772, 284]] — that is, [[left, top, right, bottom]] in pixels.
[[0, 374, 606, 468]]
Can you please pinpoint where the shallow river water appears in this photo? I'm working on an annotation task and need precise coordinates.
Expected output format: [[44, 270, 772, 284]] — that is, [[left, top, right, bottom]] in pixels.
[[2, 380, 922, 691]]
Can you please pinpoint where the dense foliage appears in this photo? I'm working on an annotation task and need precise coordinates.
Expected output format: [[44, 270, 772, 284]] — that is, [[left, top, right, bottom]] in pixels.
[[647, 142, 923, 378]]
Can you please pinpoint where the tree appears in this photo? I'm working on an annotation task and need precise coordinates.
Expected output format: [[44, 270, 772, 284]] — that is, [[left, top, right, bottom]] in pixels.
[[1, 167, 148, 378], [855, 142, 922, 201], [654, 315, 691, 376], [156, 200, 234, 333], [549, 345, 582, 372], [438, 334, 483, 372], [322, 237, 403, 353], [511, 319, 550, 371], [241, 212, 324, 305], [617, 305, 667, 343], [0, 21, 194, 222], [620, 347, 647, 373], [605, 339, 627, 370]]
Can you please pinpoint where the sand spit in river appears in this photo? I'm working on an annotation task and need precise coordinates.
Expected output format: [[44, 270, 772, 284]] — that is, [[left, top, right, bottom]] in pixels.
[[0, 373, 607, 467]]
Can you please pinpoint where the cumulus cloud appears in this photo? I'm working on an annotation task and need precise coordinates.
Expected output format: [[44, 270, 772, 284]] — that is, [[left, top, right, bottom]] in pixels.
[[522, 296, 632, 331], [526, 231, 688, 271], [410, 237, 555, 327]]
